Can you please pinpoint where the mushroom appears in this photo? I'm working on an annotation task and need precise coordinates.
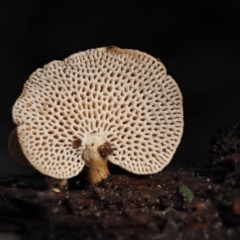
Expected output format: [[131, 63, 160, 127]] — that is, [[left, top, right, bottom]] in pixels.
[[8, 128, 31, 167], [11, 46, 184, 185], [8, 128, 68, 190], [45, 176, 68, 192]]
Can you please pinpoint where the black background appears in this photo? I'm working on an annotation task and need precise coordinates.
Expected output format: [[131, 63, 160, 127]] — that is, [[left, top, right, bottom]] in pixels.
[[1, 1, 240, 176]]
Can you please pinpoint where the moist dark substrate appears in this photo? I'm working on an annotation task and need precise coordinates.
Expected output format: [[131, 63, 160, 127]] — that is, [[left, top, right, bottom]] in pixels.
[[0, 158, 240, 240]]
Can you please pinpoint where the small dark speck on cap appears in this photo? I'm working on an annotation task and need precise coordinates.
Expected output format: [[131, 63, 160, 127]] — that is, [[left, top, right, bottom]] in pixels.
[[72, 139, 82, 149]]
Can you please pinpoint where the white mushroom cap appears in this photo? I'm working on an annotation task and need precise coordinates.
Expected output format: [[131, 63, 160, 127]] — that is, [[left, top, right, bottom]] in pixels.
[[12, 46, 183, 179]]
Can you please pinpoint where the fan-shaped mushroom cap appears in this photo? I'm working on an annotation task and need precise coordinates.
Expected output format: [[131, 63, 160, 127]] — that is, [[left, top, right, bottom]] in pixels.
[[12, 46, 183, 179]]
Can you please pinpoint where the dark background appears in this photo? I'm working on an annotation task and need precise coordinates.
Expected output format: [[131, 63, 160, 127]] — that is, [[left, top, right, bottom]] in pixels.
[[1, 1, 240, 177]]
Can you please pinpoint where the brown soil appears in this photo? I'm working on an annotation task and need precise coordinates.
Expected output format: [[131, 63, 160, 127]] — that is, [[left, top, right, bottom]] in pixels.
[[0, 157, 240, 240]]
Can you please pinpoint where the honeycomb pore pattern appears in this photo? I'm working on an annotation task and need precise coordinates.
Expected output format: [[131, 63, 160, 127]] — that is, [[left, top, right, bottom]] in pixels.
[[12, 46, 184, 178]]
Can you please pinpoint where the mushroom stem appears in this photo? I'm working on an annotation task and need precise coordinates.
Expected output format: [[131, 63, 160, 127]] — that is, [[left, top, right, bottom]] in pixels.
[[87, 160, 110, 184], [82, 133, 113, 184], [45, 176, 68, 192]]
